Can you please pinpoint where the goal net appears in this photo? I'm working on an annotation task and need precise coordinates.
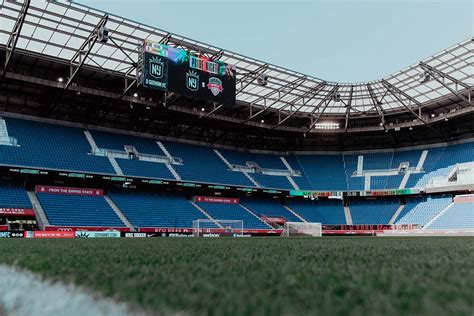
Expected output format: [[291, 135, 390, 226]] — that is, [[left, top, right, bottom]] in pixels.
[[283, 222, 322, 237], [193, 219, 244, 237]]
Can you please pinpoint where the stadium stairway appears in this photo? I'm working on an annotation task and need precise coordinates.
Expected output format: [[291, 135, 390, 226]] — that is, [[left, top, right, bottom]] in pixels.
[[238, 204, 274, 229], [286, 199, 346, 224], [108, 157, 125, 176], [388, 204, 406, 225], [0, 117, 16, 146], [189, 201, 225, 228], [103, 195, 134, 229], [37, 193, 126, 228], [279, 157, 300, 190], [283, 205, 307, 222], [343, 206, 353, 225], [350, 198, 400, 225], [197, 201, 272, 230], [213, 149, 260, 187], [423, 200, 474, 229], [26, 191, 49, 230], [394, 196, 453, 227], [156, 141, 182, 180], [241, 199, 302, 223], [422, 202, 455, 229]]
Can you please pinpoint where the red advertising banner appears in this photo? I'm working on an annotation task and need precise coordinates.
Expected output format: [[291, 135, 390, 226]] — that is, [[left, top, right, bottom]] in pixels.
[[44, 226, 131, 232], [35, 185, 104, 196], [193, 196, 240, 204], [261, 216, 287, 225], [0, 225, 8, 231], [25, 231, 75, 238], [0, 208, 36, 217]]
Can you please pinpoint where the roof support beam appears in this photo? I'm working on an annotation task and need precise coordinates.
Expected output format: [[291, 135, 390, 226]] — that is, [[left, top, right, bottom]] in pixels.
[[381, 79, 446, 140], [3, 0, 30, 75], [366, 83, 384, 117], [64, 15, 108, 90], [344, 85, 354, 132], [271, 82, 326, 129], [118, 64, 137, 99], [366, 83, 386, 128], [240, 76, 308, 124], [236, 64, 268, 93], [418, 61, 472, 105], [305, 84, 339, 133]]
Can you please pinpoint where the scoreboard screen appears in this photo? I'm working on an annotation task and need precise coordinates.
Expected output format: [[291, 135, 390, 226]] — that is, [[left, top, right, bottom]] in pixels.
[[139, 40, 236, 106]]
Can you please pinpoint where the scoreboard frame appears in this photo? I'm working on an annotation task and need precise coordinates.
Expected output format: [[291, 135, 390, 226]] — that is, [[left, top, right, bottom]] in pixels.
[[137, 40, 236, 105]]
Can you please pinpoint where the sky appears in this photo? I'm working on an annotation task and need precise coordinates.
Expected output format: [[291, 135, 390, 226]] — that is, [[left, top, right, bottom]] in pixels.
[[78, 0, 473, 83]]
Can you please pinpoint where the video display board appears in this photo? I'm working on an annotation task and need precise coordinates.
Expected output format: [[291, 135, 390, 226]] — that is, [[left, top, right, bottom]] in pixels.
[[140, 40, 236, 105]]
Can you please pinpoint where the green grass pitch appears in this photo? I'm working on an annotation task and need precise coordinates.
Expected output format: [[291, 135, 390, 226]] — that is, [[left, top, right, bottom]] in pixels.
[[0, 237, 472, 315]]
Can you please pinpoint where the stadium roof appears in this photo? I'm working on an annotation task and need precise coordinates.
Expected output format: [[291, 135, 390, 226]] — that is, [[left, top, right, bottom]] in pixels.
[[0, 0, 472, 133]]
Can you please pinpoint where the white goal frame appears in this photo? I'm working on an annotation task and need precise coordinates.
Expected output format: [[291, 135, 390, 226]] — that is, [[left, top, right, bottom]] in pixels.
[[193, 219, 244, 237], [283, 222, 322, 237]]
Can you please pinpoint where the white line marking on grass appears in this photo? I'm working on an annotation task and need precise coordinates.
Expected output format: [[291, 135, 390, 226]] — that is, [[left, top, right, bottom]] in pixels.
[[0, 265, 139, 316]]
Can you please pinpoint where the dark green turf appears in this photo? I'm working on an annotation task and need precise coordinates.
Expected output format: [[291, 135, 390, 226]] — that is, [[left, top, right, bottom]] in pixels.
[[0, 237, 473, 315]]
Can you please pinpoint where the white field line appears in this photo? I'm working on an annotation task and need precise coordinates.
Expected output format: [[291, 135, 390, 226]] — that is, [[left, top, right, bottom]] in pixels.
[[0, 265, 140, 316]]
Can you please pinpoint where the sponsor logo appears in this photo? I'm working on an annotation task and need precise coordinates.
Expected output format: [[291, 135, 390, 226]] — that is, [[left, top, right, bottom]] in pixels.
[[168, 233, 193, 237], [76, 232, 91, 238], [27, 231, 75, 238], [0, 231, 23, 238], [149, 56, 165, 79], [35, 186, 103, 196], [186, 70, 200, 91], [75, 231, 121, 238], [124, 233, 147, 238], [0, 208, 35, 216], [207, 77, 224, 96], [203, 233, 220, 238]]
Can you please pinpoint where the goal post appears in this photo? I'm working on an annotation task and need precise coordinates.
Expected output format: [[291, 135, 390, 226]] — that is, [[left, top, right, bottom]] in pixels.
[[193, 219, 244, 237], [283, 222, 322, 237]]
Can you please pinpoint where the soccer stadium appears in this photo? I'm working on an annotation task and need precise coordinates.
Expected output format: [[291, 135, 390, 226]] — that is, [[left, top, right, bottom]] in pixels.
[[0, 0, 472, 315]]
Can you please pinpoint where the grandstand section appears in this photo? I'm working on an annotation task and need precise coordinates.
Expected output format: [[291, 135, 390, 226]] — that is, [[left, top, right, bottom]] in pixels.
[[109, 191, 210, 229], [425, 202, 474, 230], [196, 201, 271, 230], [0, 116, 472, 193], [0, 180, 31, 209], [286, 199, 346, 224], [36, 192, 125, 228], [394, 195, 453, 226], [349, 198, 400, 225], [241, 198, 303, 223], [0, 0, 471, 237]]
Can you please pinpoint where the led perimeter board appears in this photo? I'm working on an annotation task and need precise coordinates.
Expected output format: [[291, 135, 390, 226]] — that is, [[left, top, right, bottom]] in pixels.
[[138, 39, 236, 105]]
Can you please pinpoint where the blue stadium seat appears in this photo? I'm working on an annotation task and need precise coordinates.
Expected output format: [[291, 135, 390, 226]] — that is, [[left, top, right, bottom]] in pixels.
[[425, 202, 474, 229], [350, 198, 400, 224], [395, 195, 452, 226], [242, 198, 302, 222], [251, 173, 294, 190], [109, 191, 206, 228], [286, 199, 346, 224], [296, 155, 348, 190], [0, 118, 115, 174], [0, 180, 31, 208], [116, 158, 174, 180], [197, 202, 271, 229], [0, 117, 472, 192], [37, 193, 125, 227], [162, 141, 254, 187], [90, 130, 166, 156]]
